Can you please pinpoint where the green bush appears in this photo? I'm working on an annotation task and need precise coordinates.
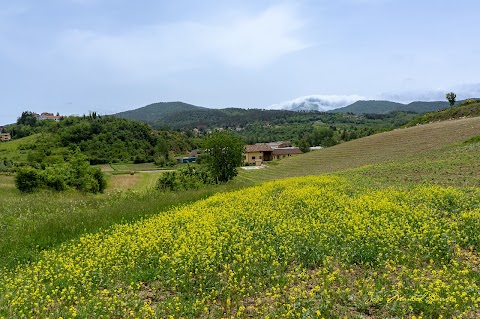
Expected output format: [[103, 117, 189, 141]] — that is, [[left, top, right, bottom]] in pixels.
[[156, 165, 214, 191], [156, 171, 179, 191], [15, 167, 42, 193], [14, 151, 107, 194], [41, 166, 67, 191]]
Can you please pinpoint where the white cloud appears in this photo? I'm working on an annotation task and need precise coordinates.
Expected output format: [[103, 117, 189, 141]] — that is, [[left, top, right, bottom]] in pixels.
[[379, 83, 480, 103], [267, 94, 366, 111], [58, 4, 309, 78]]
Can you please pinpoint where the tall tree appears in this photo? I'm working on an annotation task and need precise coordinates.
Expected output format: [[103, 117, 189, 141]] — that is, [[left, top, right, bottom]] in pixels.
[[203, 131, 245, 183], [446, 92, 456, 107]]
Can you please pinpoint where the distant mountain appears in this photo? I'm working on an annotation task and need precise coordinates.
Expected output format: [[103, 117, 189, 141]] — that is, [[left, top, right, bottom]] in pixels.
[[114, 102, 329, 130], [402, 101, 452, 113], [115, 101, 207, 123], [332, 100, 405, 114], [331, 100, 458, 114]]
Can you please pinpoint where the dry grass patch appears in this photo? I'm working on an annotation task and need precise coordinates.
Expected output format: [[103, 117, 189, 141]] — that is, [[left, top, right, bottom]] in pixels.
[[107, 173, 141, 190], [0, 175, 14, 189]]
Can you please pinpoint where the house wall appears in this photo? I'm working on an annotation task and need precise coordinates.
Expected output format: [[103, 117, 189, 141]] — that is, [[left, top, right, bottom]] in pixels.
[[272, 153, 301, 160], [244, 151, 265, 165], [0, 133, 11, 142]]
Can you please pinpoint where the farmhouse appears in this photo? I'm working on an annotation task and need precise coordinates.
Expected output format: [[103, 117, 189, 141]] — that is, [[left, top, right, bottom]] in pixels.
[[244, 142, 303, 165], [35, 112, 63, 122], [0, 133, 11, 142], [244, 144, 273, 166], [272, 147, 303, 160]]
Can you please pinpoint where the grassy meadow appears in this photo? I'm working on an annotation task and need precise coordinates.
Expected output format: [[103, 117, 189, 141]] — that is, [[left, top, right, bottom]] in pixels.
[[0, 117, 479, 318], [0, 134, 40, 162]]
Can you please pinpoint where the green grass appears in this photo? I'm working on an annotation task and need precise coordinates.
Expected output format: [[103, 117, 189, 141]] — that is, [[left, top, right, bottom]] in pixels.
[[110, 162, 168, 172], [0, 178, 245, 269], [406, 101, 480, 126], [0, 134, 40, 162]]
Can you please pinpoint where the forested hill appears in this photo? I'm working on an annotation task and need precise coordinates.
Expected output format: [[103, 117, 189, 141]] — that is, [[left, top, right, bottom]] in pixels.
[[114, 101, 207, 123], [406, 99, 480, 127], [113, 99, 470, 130], [331, 100, 454, 114], [2, 113, 199, 165]]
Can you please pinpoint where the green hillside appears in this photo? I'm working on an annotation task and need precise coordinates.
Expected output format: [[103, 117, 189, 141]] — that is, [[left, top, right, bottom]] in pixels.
[[0, 134, 44, 162], [235, 116, 480, 186], [403, 100, 451, 112], [406, 100, 480, 126], [114, 102, 421, 147], [332, 100, 405, 114], [114, 101, 207, 124], [1, 115, 199, 166], [332, 99, 466, 114]]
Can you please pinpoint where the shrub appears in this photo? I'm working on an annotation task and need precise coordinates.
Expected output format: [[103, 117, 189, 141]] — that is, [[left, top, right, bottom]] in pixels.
[[156, 171, 179, 191], [154, 154, 167, 167], [91, 167, 107, 193], [41, 166, 67, 191], [15, 167, 42, 192], [156, 165, 214, 192], [14, 150, 107, 194]]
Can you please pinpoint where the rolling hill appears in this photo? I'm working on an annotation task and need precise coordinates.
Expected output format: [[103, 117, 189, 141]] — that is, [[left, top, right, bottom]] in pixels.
[[113, 100, 419, 133], [331, 99, 454, 114], [113, 99, 472, 131], [114, 101, 208, 124], [406, 100, 480, 126]]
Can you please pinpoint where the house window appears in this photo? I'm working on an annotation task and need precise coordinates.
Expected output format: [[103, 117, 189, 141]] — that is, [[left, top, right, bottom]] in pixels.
[[252, 156, 255, 160], [259, 155, 262, 159]]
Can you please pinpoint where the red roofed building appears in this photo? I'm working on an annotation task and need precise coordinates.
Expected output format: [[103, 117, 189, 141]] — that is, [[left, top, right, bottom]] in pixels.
[[35, 112, 63, 122]]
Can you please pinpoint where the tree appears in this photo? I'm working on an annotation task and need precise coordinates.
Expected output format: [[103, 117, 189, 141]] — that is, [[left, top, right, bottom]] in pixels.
[[297, 138, 310, 153], [17, 111, 37, 127], [446, 92, 456, 107], [203, 131, 245, 183]]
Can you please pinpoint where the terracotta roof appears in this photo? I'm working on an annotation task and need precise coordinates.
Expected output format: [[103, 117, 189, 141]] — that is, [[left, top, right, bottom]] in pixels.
[[245, 144, 273, 152], [266, 141, 291, 148], [272, 147, 303, 155]]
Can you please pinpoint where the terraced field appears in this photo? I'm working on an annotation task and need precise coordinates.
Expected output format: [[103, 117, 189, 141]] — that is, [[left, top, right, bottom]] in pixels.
[[236, 117, 480, 185]]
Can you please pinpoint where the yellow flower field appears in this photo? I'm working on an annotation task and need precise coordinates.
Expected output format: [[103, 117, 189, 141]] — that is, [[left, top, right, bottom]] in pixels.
[[1, 176, 479, 318]]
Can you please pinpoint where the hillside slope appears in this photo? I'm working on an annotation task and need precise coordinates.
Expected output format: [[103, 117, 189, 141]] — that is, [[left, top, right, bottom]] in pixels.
[[332, 100, 404, 114], [332, 99, 461, 114], [406, 100, 480, 126], [236, 116, 480, 184]]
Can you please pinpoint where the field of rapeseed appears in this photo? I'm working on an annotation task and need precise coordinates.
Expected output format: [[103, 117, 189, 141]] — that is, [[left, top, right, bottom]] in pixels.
[[1, 176, 479, 318]]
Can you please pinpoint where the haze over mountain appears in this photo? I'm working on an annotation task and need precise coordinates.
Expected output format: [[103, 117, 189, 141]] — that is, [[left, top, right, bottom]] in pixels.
[[266, 95, 365, 112]]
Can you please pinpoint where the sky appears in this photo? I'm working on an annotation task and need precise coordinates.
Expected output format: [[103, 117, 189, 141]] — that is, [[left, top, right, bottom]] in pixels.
[[1, 0, 480, 125]]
